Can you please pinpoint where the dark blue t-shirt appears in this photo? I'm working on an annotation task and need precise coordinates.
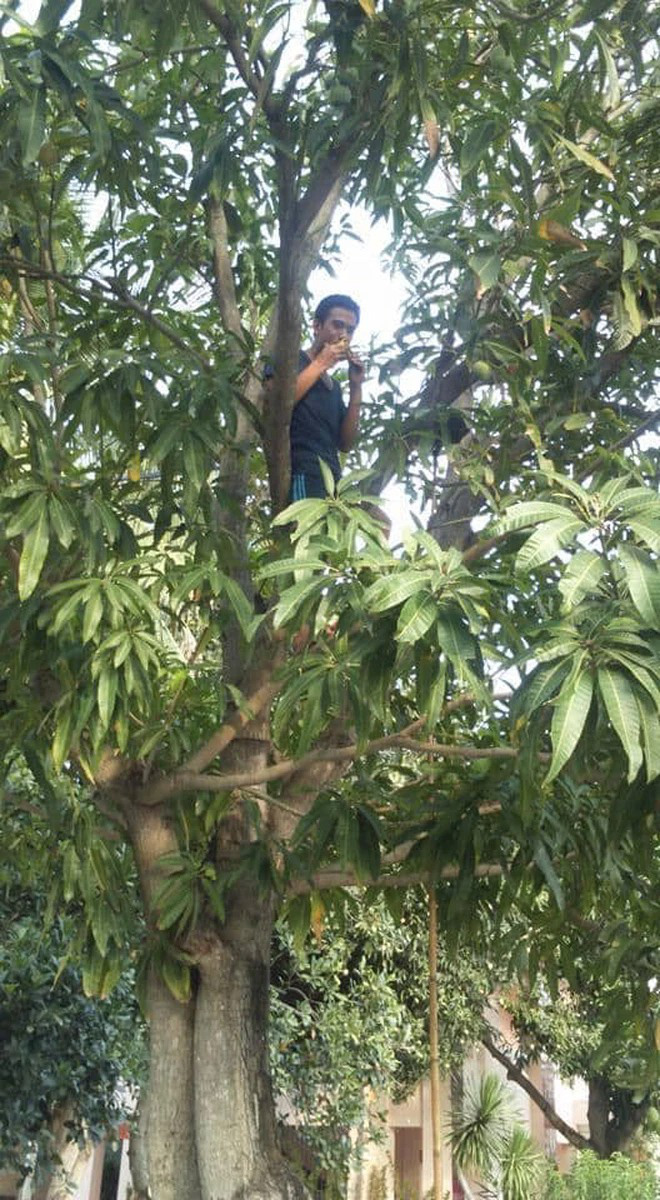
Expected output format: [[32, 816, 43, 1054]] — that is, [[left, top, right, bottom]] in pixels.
[[287, 352, 347, 483], [263, 351, 347, 482]]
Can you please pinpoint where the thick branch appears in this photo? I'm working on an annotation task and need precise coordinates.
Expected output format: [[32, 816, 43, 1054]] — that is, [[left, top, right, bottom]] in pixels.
[[481, 1033, 593, 1154], [197, 0, 275, 116], [208, 193, 243, 342], [290, 862, 503, 894], [140, 668, 282, 805], [139, 730, 527, 807]]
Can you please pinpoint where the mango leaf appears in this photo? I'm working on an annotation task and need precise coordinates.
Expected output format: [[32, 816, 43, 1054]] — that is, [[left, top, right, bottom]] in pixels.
[[18, 86, 46, 165], [435, 612, 474, 664], [636, 691, 660, 782], [622, 237, 638, 271], [615, 486, 660, 518], [516, 516, 586, 573], [597, 667, 643, 782], [628, 518, 660, 554], [557, 134, 615, 182], [515, 657, 572, 718], [19, 502, 50, 599], [620, 278, 642, 337], [618, 544, 660, 628], [161, 956, 192, 1003], [97, 668, 118, 730], [273, 577, 324, 628], [461, 120, 497, 175], [82, 585, 104, 643], [363, 569, 427, 613], [497, 501, 575, 532], [533, 842, 564, 910], [546, 666, 593, 783], [353, 808, 381, 881], [395, 591, 437, 643], [468, 251, 501, 292], [558, 550, 606, 608]]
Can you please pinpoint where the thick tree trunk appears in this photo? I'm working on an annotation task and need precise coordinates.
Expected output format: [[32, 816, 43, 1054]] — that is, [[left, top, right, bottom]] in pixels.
[[193, 885, 305, 1200], [143, 971, 201, 1200], [587, 1076, 649, 1158]]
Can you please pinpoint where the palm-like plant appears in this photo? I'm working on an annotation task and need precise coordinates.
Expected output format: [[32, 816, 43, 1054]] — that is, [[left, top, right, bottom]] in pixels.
[[450, 1072, 543, 1200]]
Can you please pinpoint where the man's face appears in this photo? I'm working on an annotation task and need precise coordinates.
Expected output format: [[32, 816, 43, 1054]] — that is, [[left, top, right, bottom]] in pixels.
[[313, 306, 358, 348]]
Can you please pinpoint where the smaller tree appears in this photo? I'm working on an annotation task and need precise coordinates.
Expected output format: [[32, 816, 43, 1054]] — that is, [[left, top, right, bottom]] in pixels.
[[0, 789, 145, 1194]]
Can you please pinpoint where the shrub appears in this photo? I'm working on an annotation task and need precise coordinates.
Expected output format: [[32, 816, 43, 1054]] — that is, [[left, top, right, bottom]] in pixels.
[[543, 1150, 659, 1200]]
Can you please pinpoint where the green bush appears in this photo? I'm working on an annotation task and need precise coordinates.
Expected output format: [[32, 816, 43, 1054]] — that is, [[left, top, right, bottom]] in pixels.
[[542, 1150, 659, 1200]]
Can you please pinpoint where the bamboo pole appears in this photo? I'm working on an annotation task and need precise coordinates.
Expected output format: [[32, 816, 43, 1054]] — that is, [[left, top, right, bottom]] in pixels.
[[428, 886, 444, 1200]]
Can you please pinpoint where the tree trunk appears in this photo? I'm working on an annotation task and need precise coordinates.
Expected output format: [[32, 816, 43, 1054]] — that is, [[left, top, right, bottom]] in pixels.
[[143, 971, 201, 1200], [193, 884, 305, 1200], [587, 1075, 649, 1158]]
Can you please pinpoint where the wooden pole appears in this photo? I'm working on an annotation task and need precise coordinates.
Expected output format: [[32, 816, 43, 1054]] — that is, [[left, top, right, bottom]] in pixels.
[[428, 885, 444, 1200]]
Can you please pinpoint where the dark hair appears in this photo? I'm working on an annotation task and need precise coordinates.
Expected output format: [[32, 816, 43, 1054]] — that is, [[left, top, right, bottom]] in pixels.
[[314, 294, 360, 325]]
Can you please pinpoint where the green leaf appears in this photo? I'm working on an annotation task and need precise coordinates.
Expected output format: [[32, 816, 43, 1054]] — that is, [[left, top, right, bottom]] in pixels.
[[558, 550, 606, 608], [18, 86, 46, 165], [620, 278, 642, 337], [533, 843, 564, 911], [546, 667, 594, 783], [97, 669, 118, 730], [19, 503, 50, 599], [636, 691, 660, 782], [515, 657, 572, 718], [557, 134, 615, 182], [435, 612, 474, 664], [516, 516, 586, 573], [461, 120, 497, 175], [468, 251, 501, 291], [161, 956, 192, 1003], [597, 667, 643, 782], [82, 585, 104, 643], [363, 570, 427, 614], [273, 577, 324, 628], [395, 591, 436, 643], [628, 518, 660, 554], [618, 545, 660, 628], [615, 486, 660, 518], [498, 501, 575, 532], [622, 237, 638, 271]]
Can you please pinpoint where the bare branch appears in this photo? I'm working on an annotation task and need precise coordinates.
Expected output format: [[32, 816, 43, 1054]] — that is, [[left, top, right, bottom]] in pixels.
[[138, 724, 530, 808], [0, 257, 212, 372], [482, 1032, 593, 1154], [140, 667, 283, 805], [290, 862, 503, 894], [208, 193, 243, 341]]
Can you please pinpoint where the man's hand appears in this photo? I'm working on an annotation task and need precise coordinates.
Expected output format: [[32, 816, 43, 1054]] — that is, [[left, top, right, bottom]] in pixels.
[[347, 348, 366, 387], [317, 337, 350, 372]]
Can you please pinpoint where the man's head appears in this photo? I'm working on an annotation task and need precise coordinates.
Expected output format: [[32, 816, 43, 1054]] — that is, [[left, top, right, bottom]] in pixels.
[[312, 294, 360, 349]]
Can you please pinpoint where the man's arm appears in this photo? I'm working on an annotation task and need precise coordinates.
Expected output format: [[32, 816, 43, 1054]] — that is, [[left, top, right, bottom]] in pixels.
[[339, 354, 365, 450], [294, 342, 346, 404]]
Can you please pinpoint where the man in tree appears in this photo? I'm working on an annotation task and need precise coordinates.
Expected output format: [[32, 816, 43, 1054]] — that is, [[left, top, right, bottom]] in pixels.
[[284, 294, 365, 500]]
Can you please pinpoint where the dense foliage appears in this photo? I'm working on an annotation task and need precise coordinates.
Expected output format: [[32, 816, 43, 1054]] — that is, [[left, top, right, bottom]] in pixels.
[[0, 797, 145, 1179], [542, 1151, 659, 1200], [0, 0, 658, 1195]]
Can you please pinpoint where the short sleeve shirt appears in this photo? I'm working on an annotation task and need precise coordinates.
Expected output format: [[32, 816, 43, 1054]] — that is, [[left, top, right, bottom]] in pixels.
[[290, 352, 347, 483]]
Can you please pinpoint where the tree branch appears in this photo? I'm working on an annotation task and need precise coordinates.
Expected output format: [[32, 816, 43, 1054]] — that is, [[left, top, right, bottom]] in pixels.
[[0, 257, 212, 372], [140, 667, 283, 805], [290, 862, 503, 894], [138, 728, 529, 808], [208, 193, 244, 342], [481, 1032, 593, 1154]]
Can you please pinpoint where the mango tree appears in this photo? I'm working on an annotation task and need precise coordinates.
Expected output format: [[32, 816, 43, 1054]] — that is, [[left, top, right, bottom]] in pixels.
[[0, 2, 657, 1198]]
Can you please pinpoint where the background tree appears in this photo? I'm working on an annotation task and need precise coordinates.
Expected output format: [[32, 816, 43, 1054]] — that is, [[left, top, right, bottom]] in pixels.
[[0, 785, 145, 1196], [0, 2, 658, 1199]]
